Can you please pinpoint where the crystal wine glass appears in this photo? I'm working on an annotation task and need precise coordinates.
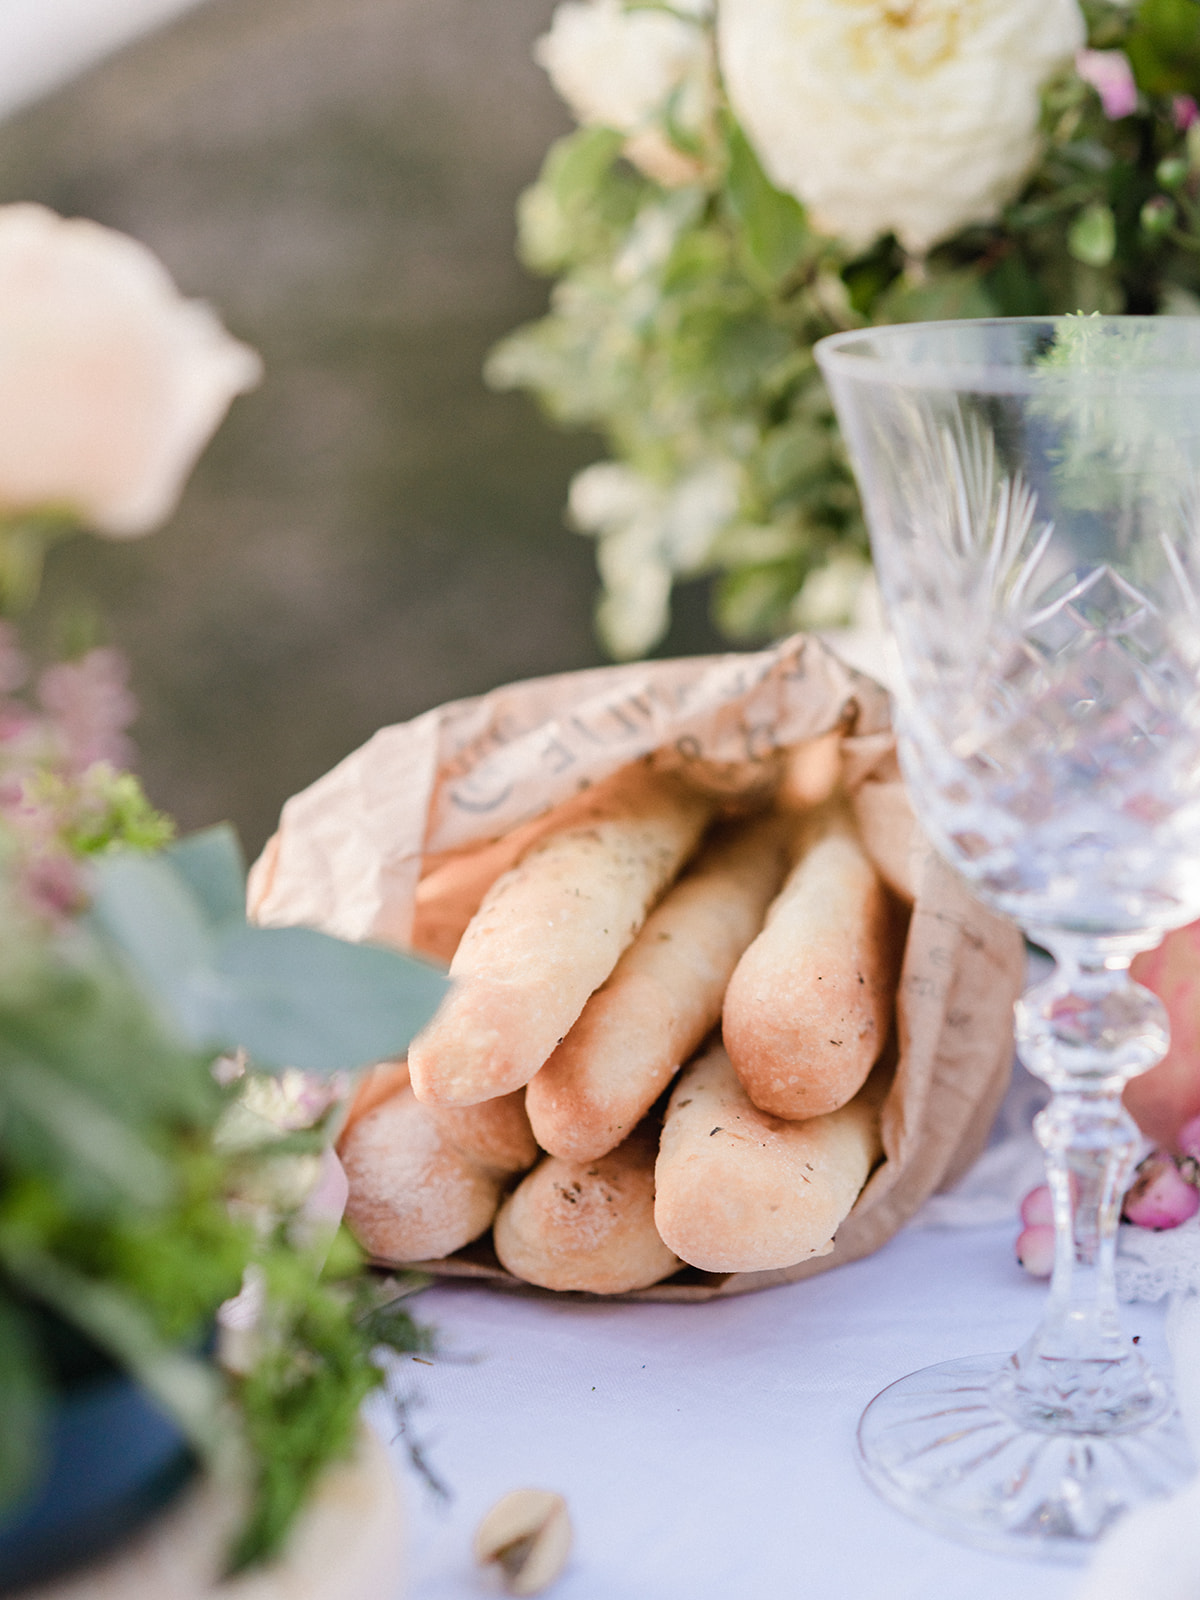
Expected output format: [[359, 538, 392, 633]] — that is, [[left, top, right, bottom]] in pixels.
[[815, 316, 1200, 1559]]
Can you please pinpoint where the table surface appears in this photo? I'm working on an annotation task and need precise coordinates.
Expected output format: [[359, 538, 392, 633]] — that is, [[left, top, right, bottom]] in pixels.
[[372, 1221, 1172, 1600]]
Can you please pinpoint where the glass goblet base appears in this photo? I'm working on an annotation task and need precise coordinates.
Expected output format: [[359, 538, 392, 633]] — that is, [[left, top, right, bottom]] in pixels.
[[856, 1352, 1195, 1562]]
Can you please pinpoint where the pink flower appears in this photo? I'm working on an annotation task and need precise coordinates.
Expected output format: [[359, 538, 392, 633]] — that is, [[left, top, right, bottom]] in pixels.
[[1122, 1151, 1200, 1230], [37, 647, 137, 773], [20, 847, 86, 923], [1075, 49, 1138, 120], [1173, 95, 1199, 132]]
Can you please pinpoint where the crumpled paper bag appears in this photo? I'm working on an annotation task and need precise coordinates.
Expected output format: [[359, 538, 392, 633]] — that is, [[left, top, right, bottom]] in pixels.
[[248, 633, 1024, 1300]]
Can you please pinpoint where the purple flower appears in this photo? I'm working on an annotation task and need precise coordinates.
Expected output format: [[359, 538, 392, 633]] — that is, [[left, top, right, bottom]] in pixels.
[[21, 847, 86, 923], [1075, 49, 1138, 120], [1173, 95, 1199, 132], [37, 648, 137, 774]]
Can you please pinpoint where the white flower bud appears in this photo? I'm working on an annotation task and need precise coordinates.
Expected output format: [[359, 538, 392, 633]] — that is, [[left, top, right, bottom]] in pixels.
[[536, 0, 708, 136]]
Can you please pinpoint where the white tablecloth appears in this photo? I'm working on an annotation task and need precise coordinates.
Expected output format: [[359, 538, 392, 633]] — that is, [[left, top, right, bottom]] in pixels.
[[372, 1221, 1172, 1600]]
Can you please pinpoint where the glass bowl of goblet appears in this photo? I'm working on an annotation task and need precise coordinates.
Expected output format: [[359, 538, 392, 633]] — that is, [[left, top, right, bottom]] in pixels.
[[816, 316, 1200, 1560]]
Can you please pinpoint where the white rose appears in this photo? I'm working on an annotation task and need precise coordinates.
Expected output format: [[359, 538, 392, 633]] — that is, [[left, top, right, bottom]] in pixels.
[[0, 204, 261, 537], [536, 0, 712, 183], [718, 0, 1086, 255]]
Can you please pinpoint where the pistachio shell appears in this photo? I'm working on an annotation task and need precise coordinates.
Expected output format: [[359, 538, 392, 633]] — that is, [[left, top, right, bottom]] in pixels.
[[473, 1488, 572, 1596]]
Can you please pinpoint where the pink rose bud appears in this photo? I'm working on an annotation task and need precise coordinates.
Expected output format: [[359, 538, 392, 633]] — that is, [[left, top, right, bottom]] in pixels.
[[1015, 1224, 1055, 1278], [1075, 49, 1138, 120], [1174, 95, 1199, 132], [1122, 1151, 1200, 1230]]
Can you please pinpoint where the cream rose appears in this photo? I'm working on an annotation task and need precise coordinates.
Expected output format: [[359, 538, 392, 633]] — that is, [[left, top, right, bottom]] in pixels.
[[536, 0, 712, 184], [0, 204, 261, 537], [717, 0, 1086, 255]]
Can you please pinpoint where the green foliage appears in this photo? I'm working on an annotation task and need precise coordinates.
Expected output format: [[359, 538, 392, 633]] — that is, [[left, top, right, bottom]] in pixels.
[[57, 769, 175, 858], [1126, 0, 1200, 95], [0, 817, 444, 1571], [226, 1251, 432, 1572], [491, 0, 1200, 656]]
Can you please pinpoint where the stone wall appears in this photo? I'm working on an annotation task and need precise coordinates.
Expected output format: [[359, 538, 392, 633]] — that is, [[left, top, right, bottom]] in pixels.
[[0, 0, 726, 854]]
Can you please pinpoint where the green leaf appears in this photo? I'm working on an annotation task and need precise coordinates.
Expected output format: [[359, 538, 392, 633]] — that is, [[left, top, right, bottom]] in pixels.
[[0, 1248, 235, 1476], [1068, 201, 1117, 267], [91, 845, 449, 1074], [545, 125, 627, 212], [723, 121, 810, 285], [1126, 0, 1200, 96], [516, 127, 641, 274], [714, 562, 804, 640], [88, 852, 216, 1030], [0, 1295, 47, 1508], [760, 422, 835, 499], [874, 266, 997, 323], [0, 952, 215, 1192], [0, 1055, 173, 1208], [205, 926, 448, 1074], [166, 825, 248, 929]]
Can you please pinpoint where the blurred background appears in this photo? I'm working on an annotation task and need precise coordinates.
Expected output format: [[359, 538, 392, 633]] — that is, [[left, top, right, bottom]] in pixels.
[[0, 0, 725, 858]]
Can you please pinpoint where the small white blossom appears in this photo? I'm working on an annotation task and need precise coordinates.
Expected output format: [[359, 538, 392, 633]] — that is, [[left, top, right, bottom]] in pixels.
[[0, 204, 260, 537], [570, 458, 740, 656], [718, 0, 1086, 255], [537, 0, 712, 184]]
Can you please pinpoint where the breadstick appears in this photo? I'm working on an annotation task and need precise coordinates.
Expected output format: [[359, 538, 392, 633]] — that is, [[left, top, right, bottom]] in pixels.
[[526, 814, 790, 1162], [722, 800, 900, 1119], [408, 765, 713, 1106], [340, 1057, 411, 1139], [338, 1062, 535, 1177], [492, 1125, 680, 1294], [339, 1088, 502, 1262], [654, 1043, 884, 1272], [411, 767, 660, 962], [430, 1091, 539, 1176]]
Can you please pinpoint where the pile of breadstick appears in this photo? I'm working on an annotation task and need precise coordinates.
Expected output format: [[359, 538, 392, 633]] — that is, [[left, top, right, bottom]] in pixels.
[[339, 745, 908, 1295]]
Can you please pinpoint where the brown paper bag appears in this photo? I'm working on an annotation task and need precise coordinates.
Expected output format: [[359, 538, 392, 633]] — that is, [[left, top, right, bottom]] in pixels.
[[248, 634, 1025, 1300]]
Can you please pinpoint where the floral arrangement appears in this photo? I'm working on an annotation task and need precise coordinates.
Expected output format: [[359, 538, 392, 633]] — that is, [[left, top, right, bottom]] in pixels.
[[0, 204, 445, 1584], [489, 0, 1200, 658]]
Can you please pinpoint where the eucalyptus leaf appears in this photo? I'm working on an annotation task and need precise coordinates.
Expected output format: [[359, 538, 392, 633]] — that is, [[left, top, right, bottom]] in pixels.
[[200, 924, 448, 1074], [88, 852, 216, 1025], [89, 832, 448, 1076], [166, 825, 247, 929]]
